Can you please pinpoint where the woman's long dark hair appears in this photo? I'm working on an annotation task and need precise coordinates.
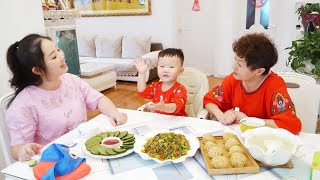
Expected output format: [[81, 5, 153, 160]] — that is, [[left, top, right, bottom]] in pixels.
[[6, 34, 51, 106]]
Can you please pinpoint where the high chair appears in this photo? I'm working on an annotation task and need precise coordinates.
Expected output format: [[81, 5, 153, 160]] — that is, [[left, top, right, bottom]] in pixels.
[[138, 67, 209, 118]]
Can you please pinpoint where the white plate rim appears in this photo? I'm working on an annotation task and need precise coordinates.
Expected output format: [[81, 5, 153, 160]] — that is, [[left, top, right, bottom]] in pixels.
[[134, 129, 199, 163]]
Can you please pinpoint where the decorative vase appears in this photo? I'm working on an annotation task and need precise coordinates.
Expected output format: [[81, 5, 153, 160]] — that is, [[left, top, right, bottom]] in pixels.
[[302, 13, 320, 30], [306, 19, 317, 32]]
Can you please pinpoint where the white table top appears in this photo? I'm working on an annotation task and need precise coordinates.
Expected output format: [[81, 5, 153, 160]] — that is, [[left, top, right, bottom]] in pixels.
[[2, 108, 320, 180]]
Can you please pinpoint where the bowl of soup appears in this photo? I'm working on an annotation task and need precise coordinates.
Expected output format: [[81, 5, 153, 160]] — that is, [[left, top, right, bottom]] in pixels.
[[240, 117, 265, 132], [242, 127, 302, 166]]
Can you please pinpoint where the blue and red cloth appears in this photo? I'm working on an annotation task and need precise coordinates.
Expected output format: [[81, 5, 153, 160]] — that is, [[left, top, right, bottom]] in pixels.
[[33, 143, 91, 180]]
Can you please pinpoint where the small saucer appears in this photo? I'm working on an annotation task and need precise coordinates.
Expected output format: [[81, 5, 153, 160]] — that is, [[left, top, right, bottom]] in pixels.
[[101, 137, 122, 148]]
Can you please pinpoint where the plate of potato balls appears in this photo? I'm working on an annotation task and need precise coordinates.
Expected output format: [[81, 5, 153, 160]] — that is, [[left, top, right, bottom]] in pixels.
[[198, 132, 259, 175]]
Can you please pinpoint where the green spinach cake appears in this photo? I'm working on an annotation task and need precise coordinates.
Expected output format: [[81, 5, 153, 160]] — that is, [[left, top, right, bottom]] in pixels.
[[85, 131, 135, 156]]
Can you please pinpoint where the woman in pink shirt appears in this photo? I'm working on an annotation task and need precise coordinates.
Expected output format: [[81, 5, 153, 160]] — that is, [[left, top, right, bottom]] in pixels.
[[6, 34, 127, 161]]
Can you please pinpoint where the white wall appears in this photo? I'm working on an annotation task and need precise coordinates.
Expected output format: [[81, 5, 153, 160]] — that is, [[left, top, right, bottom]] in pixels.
[[173, 0, 247, 76], [173, 0, 300, 76], [0, 0, 45, 172], [76, 0, 316, 75], [270, 0, 320, 72], [266, 0, 297, 73], [188, 0, 312, 75], [76, 0, 175, 48], [210, 0, 247, 76], [0, 1, 46, 97]]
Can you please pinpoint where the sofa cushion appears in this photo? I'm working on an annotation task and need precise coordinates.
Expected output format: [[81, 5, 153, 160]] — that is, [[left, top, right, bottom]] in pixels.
[[79, 57, 95, 64], [77, 35, 96, 57], [121, 36, 151, 59], [80, 51, 158, 73], [81, 57, 139, 76], [94, 35, 122, 58], [80, 62, 115, 77], [141, 50, 161, 69]]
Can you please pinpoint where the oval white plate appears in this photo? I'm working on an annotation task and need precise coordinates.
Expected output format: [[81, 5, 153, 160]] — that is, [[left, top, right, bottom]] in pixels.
[[82, 142, 134, 159], [134, 130, 200, 163]]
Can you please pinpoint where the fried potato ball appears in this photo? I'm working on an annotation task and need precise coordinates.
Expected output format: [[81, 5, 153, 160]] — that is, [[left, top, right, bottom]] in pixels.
[[225, 138, 240, 150], [211, 156, 229, 169], [204, 141, 216, 151], [223, 132, 237, 142], [230, 152, 247, 168], [229, 145, 244, 155], [203, 133, 216, 143], [208, 146, 224, 158]]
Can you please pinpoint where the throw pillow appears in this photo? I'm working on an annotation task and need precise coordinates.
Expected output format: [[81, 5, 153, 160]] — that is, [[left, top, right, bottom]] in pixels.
[[77, 35, 96, 57], [141, 50, 161, 67], [121, 36, 151, 59], [94, 35, 122, 58]]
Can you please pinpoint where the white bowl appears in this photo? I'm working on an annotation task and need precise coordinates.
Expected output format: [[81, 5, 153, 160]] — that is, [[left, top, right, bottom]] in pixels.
[[242, 127, 302, 166], [240, 117, 266, 132]]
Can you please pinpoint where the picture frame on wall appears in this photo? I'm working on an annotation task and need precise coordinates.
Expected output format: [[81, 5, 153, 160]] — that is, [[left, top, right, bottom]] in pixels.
[[47, 26, 81, 76], [73, 0, 151, 17]]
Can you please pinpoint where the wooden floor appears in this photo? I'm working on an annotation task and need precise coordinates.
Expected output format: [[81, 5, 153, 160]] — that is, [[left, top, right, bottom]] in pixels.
[[87, 76, 223, 120]]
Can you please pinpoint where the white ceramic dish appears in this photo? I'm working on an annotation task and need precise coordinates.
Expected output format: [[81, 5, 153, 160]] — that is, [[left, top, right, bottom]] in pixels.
[[134, 130, 200, 163], [240, 117, 266, 132], [242, 127, 302, 166]]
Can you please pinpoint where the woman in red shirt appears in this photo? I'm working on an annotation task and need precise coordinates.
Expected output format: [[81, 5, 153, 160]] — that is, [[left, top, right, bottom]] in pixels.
[[203, 33, 301, 134]]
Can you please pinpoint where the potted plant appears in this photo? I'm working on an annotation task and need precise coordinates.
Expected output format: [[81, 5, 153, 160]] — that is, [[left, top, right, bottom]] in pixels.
[[296, 3, 320, 30], [286, 30, 320, 77]]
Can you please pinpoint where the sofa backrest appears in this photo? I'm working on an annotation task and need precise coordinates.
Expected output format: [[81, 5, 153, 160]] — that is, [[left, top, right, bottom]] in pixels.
[[150, 43, 163, 52], [77, 34, 163, 58]]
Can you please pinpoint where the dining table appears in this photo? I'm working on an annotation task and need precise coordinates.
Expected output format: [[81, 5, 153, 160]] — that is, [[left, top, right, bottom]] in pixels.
[[2, 108, 320, 180]]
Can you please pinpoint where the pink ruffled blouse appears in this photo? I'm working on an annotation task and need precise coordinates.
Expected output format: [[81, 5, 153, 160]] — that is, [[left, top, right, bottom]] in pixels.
[[5, 73, 103, 146]]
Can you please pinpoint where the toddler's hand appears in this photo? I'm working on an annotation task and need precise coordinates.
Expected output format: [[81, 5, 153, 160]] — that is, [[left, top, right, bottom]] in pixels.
[[154, 96, 165, 111], [110, 112, 127, 126], [18, 143, 42, 162], [134, 57, 149, 74], [218, 109, 237, 125], [145, 102, 156, 112]]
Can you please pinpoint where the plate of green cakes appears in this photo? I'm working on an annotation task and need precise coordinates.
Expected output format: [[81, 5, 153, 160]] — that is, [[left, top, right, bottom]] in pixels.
[[82, 131, 135, 159]]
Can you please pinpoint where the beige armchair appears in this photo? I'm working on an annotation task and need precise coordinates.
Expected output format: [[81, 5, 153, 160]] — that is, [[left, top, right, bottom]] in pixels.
[[138, 67, 209, 118]]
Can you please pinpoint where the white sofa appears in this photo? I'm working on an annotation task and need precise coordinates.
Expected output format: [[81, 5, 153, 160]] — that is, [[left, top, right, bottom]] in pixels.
[[77, 35, 162, 82]]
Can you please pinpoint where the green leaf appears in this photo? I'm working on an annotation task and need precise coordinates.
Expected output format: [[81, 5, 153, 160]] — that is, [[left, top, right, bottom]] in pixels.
[[315, 61, 320, 75], [311, 59, 318, 64], [291, 58, 306, 70], [286, 30, 320, 76]]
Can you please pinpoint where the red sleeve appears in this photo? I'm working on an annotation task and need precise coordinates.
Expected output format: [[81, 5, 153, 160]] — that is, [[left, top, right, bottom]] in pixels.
[[138, 82, 156, 99], [203, 75, 233, 112], [171, 85, 187, 114], [270, 86, 302, 135]]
